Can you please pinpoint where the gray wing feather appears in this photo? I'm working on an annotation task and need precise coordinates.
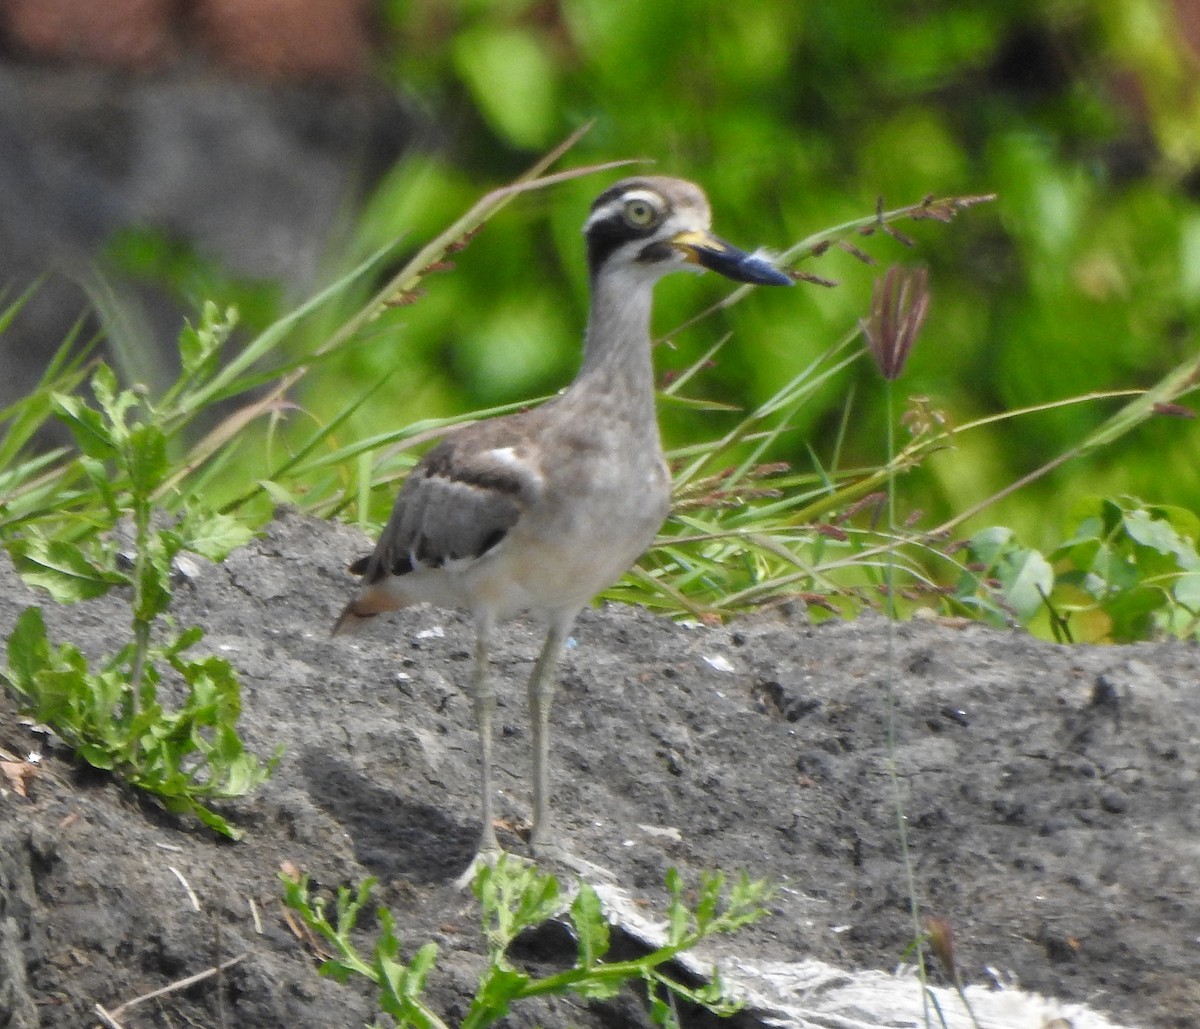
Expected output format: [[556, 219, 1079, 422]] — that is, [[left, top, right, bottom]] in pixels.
[[360, 437, 531, 583]]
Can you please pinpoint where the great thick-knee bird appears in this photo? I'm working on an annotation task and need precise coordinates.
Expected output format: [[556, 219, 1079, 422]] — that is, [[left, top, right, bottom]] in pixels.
[[334, 176, 791, 870]]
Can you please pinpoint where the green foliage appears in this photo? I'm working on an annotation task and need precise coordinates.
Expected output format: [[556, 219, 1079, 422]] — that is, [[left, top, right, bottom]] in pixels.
[[4, 609, 275, 836], [4, 4, 1193, 641], [282, 856, 773, 1028], [6, 158, 1198, 645], [1, 345, 275, 838], [2, 301, 235, 534], [356, 0, 1200, 549], [958, 496, 1200, 642], [957, 526, 1055, 625]]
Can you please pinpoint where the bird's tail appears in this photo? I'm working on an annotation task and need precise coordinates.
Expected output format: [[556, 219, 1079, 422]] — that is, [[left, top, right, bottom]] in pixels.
[[332, 552, 413, 636], [332, 578, 411, 636], [331, 599, 378, 636]]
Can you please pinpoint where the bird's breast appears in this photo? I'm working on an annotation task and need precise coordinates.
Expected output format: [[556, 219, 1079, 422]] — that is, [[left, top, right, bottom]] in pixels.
[[464, 435, 669, 615]]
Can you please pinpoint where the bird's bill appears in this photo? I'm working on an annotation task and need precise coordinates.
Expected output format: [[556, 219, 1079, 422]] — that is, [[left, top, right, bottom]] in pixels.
[[670, 229, 793, 286]]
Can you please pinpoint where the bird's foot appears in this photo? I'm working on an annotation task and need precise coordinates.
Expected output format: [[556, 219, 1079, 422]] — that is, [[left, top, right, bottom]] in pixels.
[[453, 846, 508, 890]]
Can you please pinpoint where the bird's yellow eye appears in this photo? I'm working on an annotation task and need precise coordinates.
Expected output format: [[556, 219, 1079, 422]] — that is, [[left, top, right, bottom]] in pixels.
[[623, 198, 658, 227]]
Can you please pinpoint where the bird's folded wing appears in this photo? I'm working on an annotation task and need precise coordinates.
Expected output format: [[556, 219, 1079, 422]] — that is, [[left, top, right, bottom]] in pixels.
[[357, 438, 539, 583]]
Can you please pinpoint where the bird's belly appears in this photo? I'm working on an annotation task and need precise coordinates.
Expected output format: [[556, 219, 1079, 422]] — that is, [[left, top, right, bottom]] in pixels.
[[475, 538, 648, 616], [469, 478, 668, 617]]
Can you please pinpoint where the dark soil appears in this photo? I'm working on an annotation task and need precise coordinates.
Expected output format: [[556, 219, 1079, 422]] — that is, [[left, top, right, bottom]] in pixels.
[[2, 510, 1198, 1028]]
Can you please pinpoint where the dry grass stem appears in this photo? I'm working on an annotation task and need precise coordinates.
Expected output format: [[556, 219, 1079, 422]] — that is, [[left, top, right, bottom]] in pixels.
[[95, 953, 248, 1021], [168, 865, 201, 912]]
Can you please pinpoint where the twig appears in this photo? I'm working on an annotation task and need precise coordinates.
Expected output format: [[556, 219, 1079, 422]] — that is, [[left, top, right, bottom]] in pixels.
[[249, 896, 263, 935], [168, 865, 202, 912], [93, 1004, 126, 1029], [104, 953, 248, 1018]]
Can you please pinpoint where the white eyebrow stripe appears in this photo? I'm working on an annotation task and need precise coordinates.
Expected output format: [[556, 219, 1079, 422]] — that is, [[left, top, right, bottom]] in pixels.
[[614, 189, 663, 208]]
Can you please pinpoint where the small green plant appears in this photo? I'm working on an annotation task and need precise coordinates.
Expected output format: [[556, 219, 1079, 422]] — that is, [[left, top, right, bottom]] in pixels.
[[282, 856, 773, 1028], [4, 609, 273, 837], [1, 318, 277, 838], [959, 494, 1200, 643]]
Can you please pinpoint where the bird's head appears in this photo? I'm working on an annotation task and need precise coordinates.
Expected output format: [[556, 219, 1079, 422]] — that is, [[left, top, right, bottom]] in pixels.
[[582, 176, 792, 288]]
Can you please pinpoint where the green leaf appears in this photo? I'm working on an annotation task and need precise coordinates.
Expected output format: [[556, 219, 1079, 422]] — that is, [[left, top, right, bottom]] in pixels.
[[1149, 503, 1200, 546], [88, 667, 134, 733], [89, 363, 136, 435], [665, 868, 689, 946], [648, 992, 681, 1029], [511, 868, 561, 930], [402, 941, 439, 997], [317, 958, 357, 985], [50, 393, 116, 460], [1053, 534, 1101, 576], [717, 872, 773, 933], [377, 957, 410, 1012], [996, 546, 1055, 621], [1057, 513, 1104, 551], [281, 862, 770, 1027], [6, 615, 280, 838], [569, 882, 610, 968], [29, 665, 89, 728], [1099, 497, 1125, 536], [694, 872, 723, 931], [210, 747, 280, 797], [1174, 572, 1200, 611], [257, 479, 300, 506], [1122, 508, 1183, 555], [464, 965, 528, 1026], [1103, 585, 1163, 643], [179, 302, 238, 376], [179, 510, 255, 562], [167, 795, 242, 840], [78, 454, 119, 518], [127, 422, 169, 497], [340, 878, 376, 930], [77, 742, 117, 770], [476, 856, 561, 955], [691, 967, 742, 1012], [7, 534, 124, 603], [966, 525, 1014, 567], [570, 976, 624, 1001], [165, 625, 206, 656], [4, 606, 50, 695]]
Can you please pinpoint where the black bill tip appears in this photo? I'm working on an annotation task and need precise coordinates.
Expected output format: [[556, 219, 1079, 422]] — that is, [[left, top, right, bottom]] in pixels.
[[672, 230, 793, 286]]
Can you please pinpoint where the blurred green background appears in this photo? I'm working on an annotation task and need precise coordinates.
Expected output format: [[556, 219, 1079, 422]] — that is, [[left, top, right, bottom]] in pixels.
[[129, 0, 1200, 547]]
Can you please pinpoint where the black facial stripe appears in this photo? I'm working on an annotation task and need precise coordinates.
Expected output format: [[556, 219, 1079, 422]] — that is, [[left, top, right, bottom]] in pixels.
[[585, 181, 674, 276], [586, 213, 659, 276], [637, 241, 675, 264]]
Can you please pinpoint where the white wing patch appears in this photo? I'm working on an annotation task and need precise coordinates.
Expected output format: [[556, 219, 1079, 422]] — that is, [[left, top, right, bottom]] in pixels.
[[479, 446, 545, 492], [482, 445, 520, 466]]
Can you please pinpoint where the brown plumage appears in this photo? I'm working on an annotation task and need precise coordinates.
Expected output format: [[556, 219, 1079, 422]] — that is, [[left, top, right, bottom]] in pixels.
[[334, 176, 791, 872]]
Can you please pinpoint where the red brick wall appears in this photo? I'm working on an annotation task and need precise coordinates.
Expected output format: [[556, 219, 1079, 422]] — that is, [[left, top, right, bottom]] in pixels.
[[0, 0, 370, 80]]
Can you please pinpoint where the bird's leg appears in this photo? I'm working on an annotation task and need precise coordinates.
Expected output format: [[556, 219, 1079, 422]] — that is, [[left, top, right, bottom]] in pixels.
[[526, 617, 573, 857], [471, 615, 501, 859]]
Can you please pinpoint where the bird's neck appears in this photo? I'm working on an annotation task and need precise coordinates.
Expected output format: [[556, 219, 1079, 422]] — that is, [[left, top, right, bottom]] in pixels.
[[573, 268, 659, 420]]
